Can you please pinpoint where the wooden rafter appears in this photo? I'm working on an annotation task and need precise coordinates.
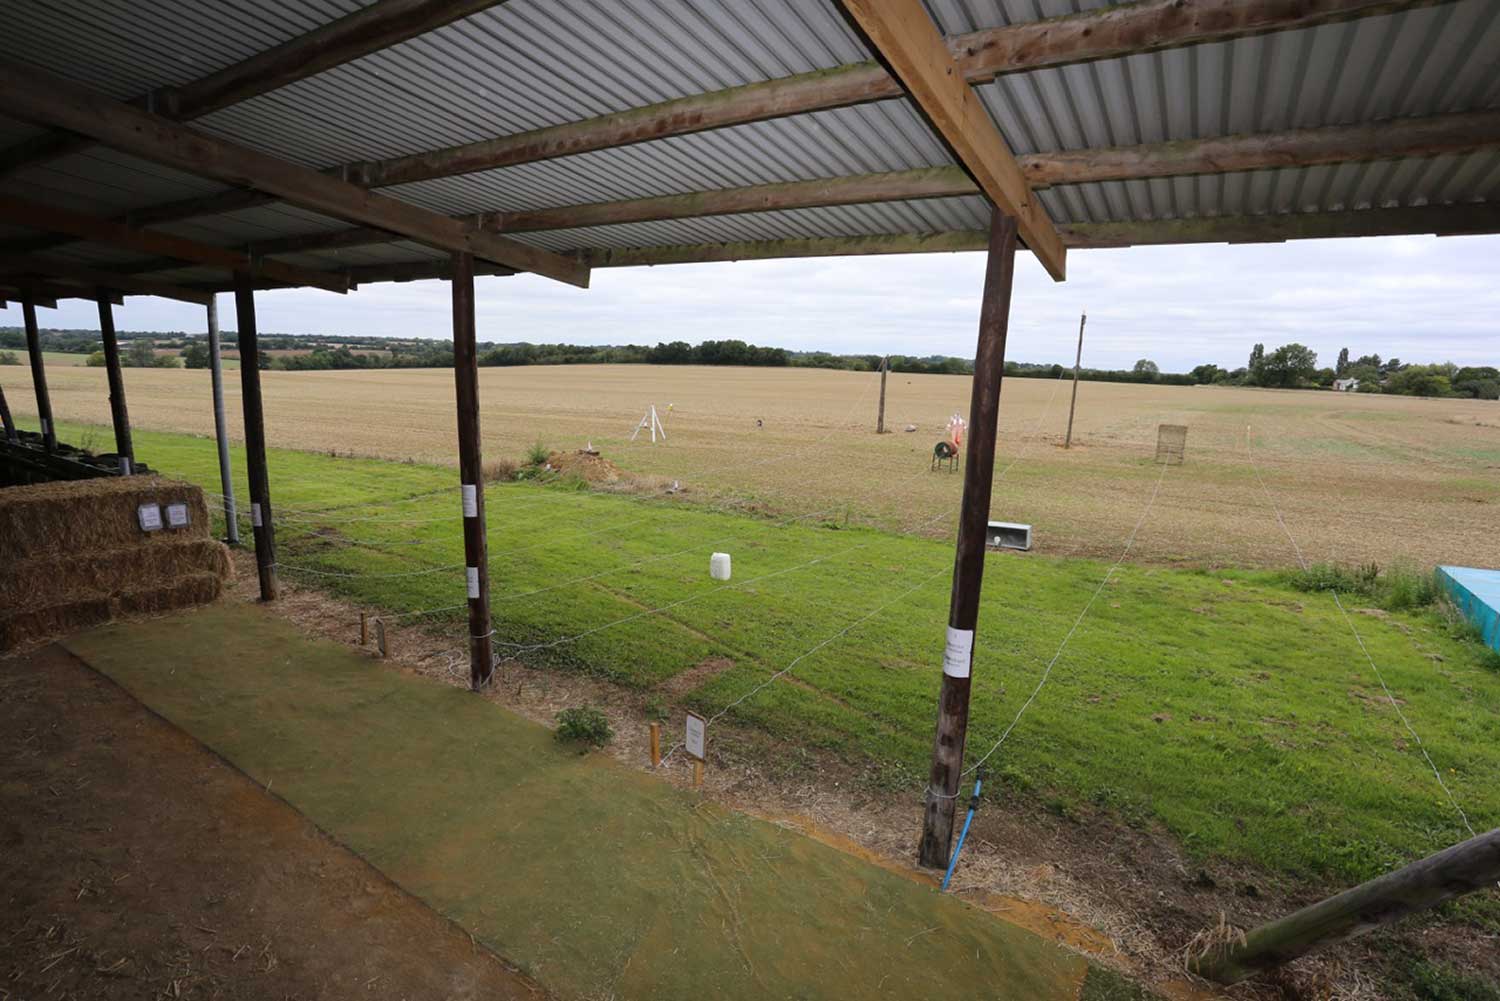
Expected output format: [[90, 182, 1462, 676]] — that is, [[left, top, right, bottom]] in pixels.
[[0, 0, 512, 179], [0, 195, 352, 293], [837, 0, 1066, 279], [178, 112, 1500, 274], [0, 253, 212, 304], [4, 0, 1448, 252], [0, 61, 589, 289]]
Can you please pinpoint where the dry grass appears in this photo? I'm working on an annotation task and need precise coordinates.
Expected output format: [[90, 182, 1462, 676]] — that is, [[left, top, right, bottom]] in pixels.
[[19, 364, 1500, 568]]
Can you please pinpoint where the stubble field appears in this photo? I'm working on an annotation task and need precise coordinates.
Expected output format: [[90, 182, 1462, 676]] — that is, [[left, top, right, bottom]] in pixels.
[[13, 362, 1500, 570]]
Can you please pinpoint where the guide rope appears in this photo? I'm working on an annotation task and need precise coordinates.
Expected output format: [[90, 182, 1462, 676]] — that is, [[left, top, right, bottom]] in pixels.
[[1244, 425, 1478, 840]]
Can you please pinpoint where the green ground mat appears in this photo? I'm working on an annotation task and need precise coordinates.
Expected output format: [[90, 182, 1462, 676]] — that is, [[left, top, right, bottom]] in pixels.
[[65, 603, 1097, 1000]]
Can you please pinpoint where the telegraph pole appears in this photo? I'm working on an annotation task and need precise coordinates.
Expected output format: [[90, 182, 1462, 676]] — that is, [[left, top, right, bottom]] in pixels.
[[1064, 312, 1085, 449], [876, 355, 889, 434]]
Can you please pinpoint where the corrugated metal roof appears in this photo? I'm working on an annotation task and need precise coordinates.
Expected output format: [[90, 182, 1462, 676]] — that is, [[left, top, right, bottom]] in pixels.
[[0, 0, 1496, 289]]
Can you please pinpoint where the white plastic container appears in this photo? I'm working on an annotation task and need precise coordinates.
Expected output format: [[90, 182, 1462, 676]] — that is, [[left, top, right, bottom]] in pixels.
[[710, 552, 732, 581]]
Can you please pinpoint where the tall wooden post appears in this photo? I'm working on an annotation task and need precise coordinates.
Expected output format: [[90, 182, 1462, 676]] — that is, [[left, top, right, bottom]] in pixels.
[[233, 274, 277, 601], [876, 355, 888, 434], [21, 295, 56, 452], [918, 209, 1018, 870], [0, 378, 17, 443], [1064, 312, 1085, 449], [451, 252, 494, 690], [206, 298, 239, 544], [96, 291, 134, 471]]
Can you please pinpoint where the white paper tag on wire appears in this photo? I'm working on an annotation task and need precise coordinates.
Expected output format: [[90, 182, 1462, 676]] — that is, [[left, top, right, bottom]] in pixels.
[[461, 484, 477, 518], [466, 566, 480, 599], [251, 502, 263, 527], [942, 627, 974, 678]]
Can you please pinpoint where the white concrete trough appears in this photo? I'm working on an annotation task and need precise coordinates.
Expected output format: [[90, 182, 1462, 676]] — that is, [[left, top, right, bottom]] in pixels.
[[986, 521, 1032, 552]]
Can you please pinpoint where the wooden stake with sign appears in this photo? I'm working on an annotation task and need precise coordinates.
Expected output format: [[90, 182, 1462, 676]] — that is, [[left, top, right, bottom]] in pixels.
[[685, 711, 706, 787]]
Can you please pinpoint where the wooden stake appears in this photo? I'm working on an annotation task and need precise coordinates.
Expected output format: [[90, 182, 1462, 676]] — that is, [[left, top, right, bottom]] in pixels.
[[693, 759, 704, 789], [374, 617, 387, 658], [1064, 312, 1085, 449], [359, 611, 368, 646], [918, 209, 1017, 870], [233, 273, 277, 602], [649, 722, 661, 768], [451, 252, 495, 690], [1192, 826, 1500, 984], [96, 292, 134, 469], [876, 355, 888, 434], [21, 295, 55, 453]]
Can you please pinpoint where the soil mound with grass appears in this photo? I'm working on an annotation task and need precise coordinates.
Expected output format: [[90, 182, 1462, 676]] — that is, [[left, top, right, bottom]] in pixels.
[[546, 448, 627, 483], [0, 476, 230, 651]]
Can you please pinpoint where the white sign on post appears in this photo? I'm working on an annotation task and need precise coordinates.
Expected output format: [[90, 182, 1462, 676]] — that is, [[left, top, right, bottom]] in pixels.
[[252, 502, 263, 527], [466, 566, 480, 599], [137, 502, 163, 532], [684, 712, 706, 761], [166, 502, 190, 528], [461, 483, 478, 518], [942, 626, 974, 679]]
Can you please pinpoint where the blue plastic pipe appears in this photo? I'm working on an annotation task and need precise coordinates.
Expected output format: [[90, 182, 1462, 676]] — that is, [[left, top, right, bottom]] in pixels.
[[940, 768, 985, 892]]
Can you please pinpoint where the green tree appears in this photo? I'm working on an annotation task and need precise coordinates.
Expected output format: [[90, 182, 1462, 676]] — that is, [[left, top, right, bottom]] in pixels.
[[1132, 358, 1159, 381], [124, 339, 156, 367], [1385, 365, 1452, 397], [181, 342, 210, 369], [85, 350, 107, 367], [0, 349, 19, 365], [1248, 343, 1266, 385], [1259, 343, 1318, 388], [1336, 347, 1350, 375], [1190, 363, 1221, 384]]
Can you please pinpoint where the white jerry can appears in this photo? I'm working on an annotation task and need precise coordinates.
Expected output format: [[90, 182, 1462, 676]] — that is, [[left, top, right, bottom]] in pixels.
[[709, 552, 732, 581]]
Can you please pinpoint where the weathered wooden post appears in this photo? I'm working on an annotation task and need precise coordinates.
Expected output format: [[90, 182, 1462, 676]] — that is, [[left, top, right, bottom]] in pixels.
[[0, 378, 17, 443], [96, 291, 135, 472], [21, 294, 56, 452], [233, 274, 277, 601], [206, 298, 239, 544], [876, 355, 888, 434], [918, 209, 1018, 870], [1064, 312, 1085, 449], [649, 722, 662, 767], [1192, 826, 1500, 984], [451, 252, 495, 690]]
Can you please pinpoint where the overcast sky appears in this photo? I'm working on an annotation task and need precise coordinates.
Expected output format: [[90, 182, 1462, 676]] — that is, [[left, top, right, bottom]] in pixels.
[[26, 233, 1500, 372]]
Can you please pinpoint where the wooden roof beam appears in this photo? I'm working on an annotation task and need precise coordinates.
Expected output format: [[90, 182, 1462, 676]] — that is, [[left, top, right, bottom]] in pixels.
[[0, 62, 589, 289], [10, 0, 1449, 245], [0, 0, 512, 180], [0, 254, 213, 304], [0, 195, 352, 293], [836, 0, 1066, 279]]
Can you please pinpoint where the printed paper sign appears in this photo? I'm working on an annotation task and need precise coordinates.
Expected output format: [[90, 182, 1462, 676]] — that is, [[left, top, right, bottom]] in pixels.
[[137, 503, 163, 532], [461, 484, 478, 518], [467, 566, 480, 599], [166, 502, 190, 528], [685, 712, 706, 761], [942, 627, 974, 678], [252, 502, 263, 527]]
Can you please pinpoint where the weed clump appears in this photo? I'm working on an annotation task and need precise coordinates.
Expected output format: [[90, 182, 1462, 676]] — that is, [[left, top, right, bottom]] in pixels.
[[1286, 561, 1437, 611], [483, 457, 519, 482], [555, 707, 612, 750], [526, 440, 550, 467]]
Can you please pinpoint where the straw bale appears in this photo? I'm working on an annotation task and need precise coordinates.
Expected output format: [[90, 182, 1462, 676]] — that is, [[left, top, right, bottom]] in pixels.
[[0, 476, 212, 561]]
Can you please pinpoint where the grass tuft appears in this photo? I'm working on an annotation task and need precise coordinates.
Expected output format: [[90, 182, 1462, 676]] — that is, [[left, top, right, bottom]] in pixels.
[[1286, 561, 1438, 611], [554, 707, 613, 750]]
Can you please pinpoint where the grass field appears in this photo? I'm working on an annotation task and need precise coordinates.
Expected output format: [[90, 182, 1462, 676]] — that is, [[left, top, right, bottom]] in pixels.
[[47, 417, 1500, 892], [14, 364, 1499, 571]]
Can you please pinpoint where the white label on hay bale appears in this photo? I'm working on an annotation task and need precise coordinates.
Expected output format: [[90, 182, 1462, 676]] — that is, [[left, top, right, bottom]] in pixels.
[[137, 503, 163, 532], [466, 566, 480, 599], [461, 484, 477, 518], [166, 502, 190, 528], [252, 503, 263, 527], [942, 627, 974, 678], [685, 712, 706, 761]]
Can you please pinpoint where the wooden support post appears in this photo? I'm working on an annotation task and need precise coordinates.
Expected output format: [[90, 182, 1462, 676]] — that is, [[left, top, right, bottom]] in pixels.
[[233, 274, 277, 602], [0, 377, 17, 443], [918, 209, 1018, 870], [206, 298, 239, 544], [374, 618, 388, 658], [96, 292, 134, 471], [876, 356, 888, 434], [21, 295, 55, 452], [1064, 312, 1085, 450], [451, 252, 494, 690], [359, 611, 369, 646], [1192, 826, 1500, 984], [693, 760, 704, 789], [649, 722, 661, 768]]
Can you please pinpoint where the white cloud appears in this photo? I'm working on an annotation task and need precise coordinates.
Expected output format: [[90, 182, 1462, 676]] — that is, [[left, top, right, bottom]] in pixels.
[[24, 233, 1500, 372]]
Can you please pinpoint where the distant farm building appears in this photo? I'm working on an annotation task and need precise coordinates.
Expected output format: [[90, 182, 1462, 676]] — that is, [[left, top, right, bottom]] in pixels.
[[1333, 378, 1361, 392]]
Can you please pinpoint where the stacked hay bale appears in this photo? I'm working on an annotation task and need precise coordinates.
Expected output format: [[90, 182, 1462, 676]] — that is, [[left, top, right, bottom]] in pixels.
[[0, 477, 231, 652]]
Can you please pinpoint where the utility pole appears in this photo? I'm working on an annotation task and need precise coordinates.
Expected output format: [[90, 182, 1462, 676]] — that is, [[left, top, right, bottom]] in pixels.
[[1064, 312, 1085, 449], [876, 355, 889, 434]]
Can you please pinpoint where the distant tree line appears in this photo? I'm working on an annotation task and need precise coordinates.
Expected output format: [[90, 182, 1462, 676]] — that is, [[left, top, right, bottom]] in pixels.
[[1185, 341, 1499, 399]]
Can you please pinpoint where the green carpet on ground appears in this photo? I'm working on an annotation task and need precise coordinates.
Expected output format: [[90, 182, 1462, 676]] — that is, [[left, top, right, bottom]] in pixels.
[[65, 602, 1097, 1000]]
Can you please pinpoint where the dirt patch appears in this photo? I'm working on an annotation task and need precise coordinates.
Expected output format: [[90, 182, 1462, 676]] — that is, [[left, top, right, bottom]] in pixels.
[[546, 448, 627, 483], [0, 644, 544, 1000], [658, 655, 735, 696]]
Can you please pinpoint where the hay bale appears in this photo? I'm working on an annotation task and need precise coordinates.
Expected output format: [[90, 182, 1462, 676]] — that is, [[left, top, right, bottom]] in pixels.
[[0, 597, 112, 651], [114, 572, 225, 617], [0, 538, 231, 611], [0, 475, 212, 561]]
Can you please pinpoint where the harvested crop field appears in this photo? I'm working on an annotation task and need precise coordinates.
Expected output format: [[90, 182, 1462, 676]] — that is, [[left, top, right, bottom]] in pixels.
[[12, 363, 1500, 569]]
